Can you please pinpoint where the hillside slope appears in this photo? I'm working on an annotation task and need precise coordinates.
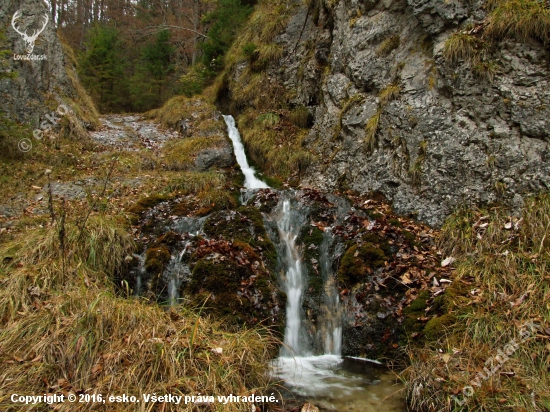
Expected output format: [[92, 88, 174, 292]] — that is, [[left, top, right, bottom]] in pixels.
[[218, 0, 550, 226]]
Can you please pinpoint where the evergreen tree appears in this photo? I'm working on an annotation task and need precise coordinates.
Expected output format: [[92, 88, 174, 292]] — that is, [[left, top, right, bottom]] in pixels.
[[78, 25, 128, 112], [200, 0, 253, 72], [129, 29, 176, 111], [142, 29, 175, 104]]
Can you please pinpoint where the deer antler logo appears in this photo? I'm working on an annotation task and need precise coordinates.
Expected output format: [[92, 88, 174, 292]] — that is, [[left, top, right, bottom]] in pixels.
[[11, 10, 49, 54]]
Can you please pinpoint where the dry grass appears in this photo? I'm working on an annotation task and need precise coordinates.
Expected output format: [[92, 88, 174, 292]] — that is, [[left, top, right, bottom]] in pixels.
[[376, 35, 400, 57], [365, 111, 381, 152], [59, 33, 101, 131], [403, 193, 550, 411], [379, 84, 401, 106], [237, 109, 314, 180], [0, 212, 277, 411], [443, 31, 483, 64], [167, 171, 237, 210], [162, 135, 226, 171], [485, 0, 550, 44], [288, 105, 310, 129], [148, 96, 225, 136]]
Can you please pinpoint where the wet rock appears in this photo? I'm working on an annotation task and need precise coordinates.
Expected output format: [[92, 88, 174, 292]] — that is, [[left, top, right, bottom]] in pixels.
[[194, 146, 234, 171]]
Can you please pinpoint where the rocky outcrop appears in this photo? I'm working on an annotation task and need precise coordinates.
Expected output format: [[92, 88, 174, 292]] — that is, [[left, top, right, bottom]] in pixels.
[[0, 0, 97, 131], [226, 0, 550, 227]]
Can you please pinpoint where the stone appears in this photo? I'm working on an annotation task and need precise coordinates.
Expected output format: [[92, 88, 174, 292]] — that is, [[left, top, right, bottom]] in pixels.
[[194, 146, 234, 171], [0, 0, 94, 130]]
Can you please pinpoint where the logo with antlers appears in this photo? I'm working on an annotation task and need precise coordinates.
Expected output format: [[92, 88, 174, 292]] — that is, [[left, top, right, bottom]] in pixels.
[[11, 10, 49, 54]]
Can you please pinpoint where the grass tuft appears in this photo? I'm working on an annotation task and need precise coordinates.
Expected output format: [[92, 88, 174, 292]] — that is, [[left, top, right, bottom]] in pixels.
[[485, 0, 550, 44], [377, 35, 400, 57], [379, 84, 401, 106], [443, 31, 484, 64], [365, 111, 381, 152]]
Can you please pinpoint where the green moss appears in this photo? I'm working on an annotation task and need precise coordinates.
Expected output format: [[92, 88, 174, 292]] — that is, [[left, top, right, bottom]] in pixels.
[[189, 257, 278, 326], [145, 245, 171, 274], [127, 194, 169, 216], [388, 218, 402, 227], [296, 226, 326, 300], [424, 314, 456, 341], [338, 243, 387, 285], [433, 281, 468, 312], [152, 231, 181, 247], [402, 290, 430, 339], [408, 290, 430, 312], [361, 233, 391, 256], [190, 258, 242, 294]]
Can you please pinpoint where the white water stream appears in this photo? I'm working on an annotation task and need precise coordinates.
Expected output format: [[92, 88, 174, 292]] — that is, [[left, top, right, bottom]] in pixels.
[[222, 115, 404, 411], [223, 115, 269, 189]]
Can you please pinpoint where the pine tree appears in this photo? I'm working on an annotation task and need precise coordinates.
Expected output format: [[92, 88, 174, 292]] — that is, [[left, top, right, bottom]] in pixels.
[[78, 25, 127, 112]]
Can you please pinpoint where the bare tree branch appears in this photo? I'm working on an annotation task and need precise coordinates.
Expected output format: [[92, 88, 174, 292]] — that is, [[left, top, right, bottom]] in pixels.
[[141, 24, 209, 40]]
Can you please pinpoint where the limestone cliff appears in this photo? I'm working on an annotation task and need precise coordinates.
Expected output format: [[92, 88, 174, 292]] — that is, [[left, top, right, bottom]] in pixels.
[[220, 0, 550, 226], [0, 0, 97, 134]]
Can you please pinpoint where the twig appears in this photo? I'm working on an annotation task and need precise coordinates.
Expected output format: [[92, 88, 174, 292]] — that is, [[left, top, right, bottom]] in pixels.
[[46, 170, 56, 223], [77, 157, 118, 242], [59, 197, 66, 277], [140, 24, 210, 40]]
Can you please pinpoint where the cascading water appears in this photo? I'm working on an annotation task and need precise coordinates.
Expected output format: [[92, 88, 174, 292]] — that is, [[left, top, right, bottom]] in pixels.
[[222, 115, 405, 411], [277, 199, 310, 356], [223, 115, 269, 189]]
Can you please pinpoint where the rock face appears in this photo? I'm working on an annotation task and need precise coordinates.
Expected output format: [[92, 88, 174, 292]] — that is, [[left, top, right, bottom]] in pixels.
[[0, 0, 96, 129], [231, 0, 550, 227]]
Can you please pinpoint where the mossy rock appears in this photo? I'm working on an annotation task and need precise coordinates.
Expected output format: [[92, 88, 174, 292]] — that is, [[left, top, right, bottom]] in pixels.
[[203, 206, 277, 269], [151, 231, 181, 248], [402, 290, 430, 338], [338, 243, 387, 285], [361, 233, 391, 256], [296, 226, 326, 306], [433, 281, 468, 312], [424, 314, 456, 341], [189, 257, 279, 326], [190, 258, 243, 294], [144, 245, 171, 274], [128, 194, 169, 216]]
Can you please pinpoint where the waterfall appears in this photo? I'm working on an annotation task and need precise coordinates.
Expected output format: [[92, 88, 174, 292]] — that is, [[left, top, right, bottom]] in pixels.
[[223, 115, 269, 189], [220, 116, 405, 408], [277, 199, 310, 356]]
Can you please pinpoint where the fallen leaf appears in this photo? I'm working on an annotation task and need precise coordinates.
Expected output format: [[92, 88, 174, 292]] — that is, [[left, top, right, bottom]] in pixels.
[[441, 257, 455, 267], [401, 273, 412, 284]]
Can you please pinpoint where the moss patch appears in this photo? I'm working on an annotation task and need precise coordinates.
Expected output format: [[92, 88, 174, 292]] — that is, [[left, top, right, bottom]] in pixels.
[[402, 290, 430, 338], [127, 194, 169, 217], [189, 257, 279, 326], [423, 314, 456, 341], [144, 245, 171, 274], [338, 243, 387, 285]]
